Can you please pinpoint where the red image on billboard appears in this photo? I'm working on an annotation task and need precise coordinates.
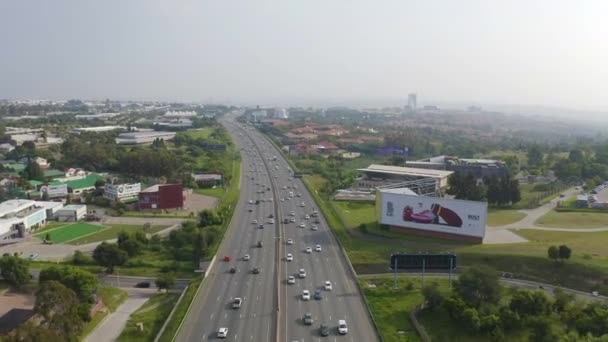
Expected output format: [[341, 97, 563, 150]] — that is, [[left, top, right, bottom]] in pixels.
[[403, 203, 463, 227]]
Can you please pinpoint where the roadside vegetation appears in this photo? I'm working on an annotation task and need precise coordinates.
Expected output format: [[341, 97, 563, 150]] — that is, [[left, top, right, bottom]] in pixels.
[[157, 277, 203, 342], [118, 292, 180, 342], [535, 210, 608, 228]]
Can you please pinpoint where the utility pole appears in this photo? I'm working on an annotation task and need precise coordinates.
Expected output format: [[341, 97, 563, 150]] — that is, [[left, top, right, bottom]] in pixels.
[[449, 257, 453, 288], [421, 258, 426, 288]]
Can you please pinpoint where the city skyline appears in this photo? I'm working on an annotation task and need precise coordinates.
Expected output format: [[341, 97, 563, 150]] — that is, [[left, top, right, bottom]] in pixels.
[[1, 1, 608, 116]]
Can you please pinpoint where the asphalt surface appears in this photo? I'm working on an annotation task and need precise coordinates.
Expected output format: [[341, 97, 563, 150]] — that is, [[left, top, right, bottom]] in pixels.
[[176, 116, 378, 342]]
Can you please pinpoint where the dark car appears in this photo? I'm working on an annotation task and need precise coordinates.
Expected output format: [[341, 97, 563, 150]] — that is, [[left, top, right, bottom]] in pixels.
[[257, 241, 263, 248], [268, 214, 274, 218], [252, 267, 260, 274], [135, 281, 150, 288], [320, 324, 329, 336], [314, 289, 322, 300], [229, 267, 237, 274], [303, 313, 313, 325]]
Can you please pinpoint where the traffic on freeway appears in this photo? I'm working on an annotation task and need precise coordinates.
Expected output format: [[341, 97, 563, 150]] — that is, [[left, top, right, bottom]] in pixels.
[[176, 114, 378, 341]]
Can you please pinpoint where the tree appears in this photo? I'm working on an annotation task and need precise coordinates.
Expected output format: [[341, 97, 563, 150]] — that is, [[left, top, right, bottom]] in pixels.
[[39, 265, 99, 305], [454, 266, 501, 308], [22, 159, 44, 181], [34, 280, 84, 341], [198, 208, 222, 227], [527, 145, 544, 168], [422, 283, 444, 311], [558, 245, 572, 262], [509, 290, 553, 318], [0, 255, 30, 289], [5, 321, 63, 342], [92, 242, 128, 273], [72, 250, 94, 265], [156, 273, 176, 293], [548, 245, 559, 262]]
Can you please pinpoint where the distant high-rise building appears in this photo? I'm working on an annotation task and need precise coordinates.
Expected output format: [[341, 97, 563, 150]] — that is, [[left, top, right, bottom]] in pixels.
[[407, 93, 417, 111]]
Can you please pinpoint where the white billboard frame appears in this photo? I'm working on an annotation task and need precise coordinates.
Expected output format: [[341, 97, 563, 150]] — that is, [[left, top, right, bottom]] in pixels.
[[379, 190, 487, 239]]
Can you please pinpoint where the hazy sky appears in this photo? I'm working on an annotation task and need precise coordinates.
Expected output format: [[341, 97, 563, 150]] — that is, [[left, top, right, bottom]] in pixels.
[[1, 1, 607, 111]]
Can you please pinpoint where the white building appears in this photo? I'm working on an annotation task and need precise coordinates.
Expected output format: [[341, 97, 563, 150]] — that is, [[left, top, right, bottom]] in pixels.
[[75, 113, 120, 120], [115, 131, 176, 145], [55, 205, 87, 222], [104, 183, 141, 202], [73, 126, 127, 133], [0, 200, 63, 243]]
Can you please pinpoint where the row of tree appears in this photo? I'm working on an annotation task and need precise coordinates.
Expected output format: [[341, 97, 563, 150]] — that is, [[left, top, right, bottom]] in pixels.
[[422, 267, 608, 341], [447, 171, 521, 206]]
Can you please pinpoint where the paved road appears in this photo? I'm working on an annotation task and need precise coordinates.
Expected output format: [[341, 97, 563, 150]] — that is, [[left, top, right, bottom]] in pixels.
[[176, 116, 378, 342], [177, 118, 278, 342], [85, 289, 155, 342]]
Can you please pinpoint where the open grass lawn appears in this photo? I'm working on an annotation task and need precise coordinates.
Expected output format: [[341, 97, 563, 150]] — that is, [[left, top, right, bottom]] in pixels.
[[122, 211, 193, 218], [535, 210, 608, 228], [81, 286, 128, 339], [118, 293, 179, 342], [332, 200, 377, 228], [486, 208, 526, 226], [34, 223, 107, 243], [359, 275, 451, 342], [182, 127, 213, 139], [194, 187, 225, 198], [67, 224, 167, 245]]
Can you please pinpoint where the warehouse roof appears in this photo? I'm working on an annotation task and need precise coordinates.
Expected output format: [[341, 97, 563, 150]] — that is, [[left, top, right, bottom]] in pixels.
[[358, 164, 453, 178]]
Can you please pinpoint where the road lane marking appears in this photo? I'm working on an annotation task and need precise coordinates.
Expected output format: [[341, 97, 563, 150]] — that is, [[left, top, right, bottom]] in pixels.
[[210, 313, 214, 319]]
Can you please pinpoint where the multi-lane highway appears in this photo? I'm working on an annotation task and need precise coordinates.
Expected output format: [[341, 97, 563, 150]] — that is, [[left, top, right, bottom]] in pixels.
[[177, 115, 378, 342]]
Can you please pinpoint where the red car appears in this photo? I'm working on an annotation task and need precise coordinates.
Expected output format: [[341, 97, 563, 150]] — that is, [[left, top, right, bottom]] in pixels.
[[223, 256, 231, 262]]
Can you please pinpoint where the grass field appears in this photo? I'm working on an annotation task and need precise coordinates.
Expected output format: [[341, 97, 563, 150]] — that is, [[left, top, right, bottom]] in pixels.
[[194, 187, 225, 198], [67, 224, 167, 245], [359, 275, 451, 342], [182, 127, 213, 139], [118, 293, 179, 342], [486, 208, 526, 226], [535, 210, 608, 228], [34, 223, 107, 243], [332, 201, 376, 228]]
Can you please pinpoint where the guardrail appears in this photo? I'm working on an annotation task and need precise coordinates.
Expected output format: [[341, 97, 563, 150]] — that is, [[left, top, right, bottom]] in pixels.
[[154, 284, 190, 342]]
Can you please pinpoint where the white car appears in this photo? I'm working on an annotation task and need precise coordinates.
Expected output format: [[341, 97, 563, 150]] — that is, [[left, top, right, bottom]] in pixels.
[[338, 320, 348, 334], [301, 202, 306, 207], [305, 247, 312, 254], [289, 211, 295, 216], [299, 268, 307, 278], [269, 219, 275, 224], [232, 297, 242, 309], [218, 327, 228, 338], [324, 281, 333, 290], [290, 218, 296, 223], [280, 198, 284, 202], [315, 245, 322, 252], [286, 253, 293, 262], [299, 223, 306, 228], [304, 214, 310, 219], [311, 225, 318, 231], [243, 254, 251, 261], [302, 290, 310, 301], [287, 238, 294, 245], [252, 219, 258, 224], [288, 276, 296, 284]]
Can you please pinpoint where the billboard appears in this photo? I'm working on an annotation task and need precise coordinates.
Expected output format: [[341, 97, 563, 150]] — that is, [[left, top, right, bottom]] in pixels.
[[40, 184, 68, 198], [104, 183, 141, 200], [379, 189, 487, 239]]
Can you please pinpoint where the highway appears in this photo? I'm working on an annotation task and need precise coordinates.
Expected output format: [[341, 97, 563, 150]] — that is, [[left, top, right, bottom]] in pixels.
[[176, 115, 378, 342]]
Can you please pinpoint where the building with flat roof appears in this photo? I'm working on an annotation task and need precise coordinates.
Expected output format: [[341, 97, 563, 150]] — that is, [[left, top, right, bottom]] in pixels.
[[115, 131, 176, 145], [356, 164, 453, 193], [139, 184, 184, 210], [406, 155, 508, 179], [55, 205, 87, 222], [0, 200, 63, 243], [73, 126, 127, 133]]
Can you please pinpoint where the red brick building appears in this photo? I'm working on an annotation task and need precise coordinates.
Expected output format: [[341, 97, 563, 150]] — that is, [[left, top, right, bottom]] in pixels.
[[139, 184, 184, 210]]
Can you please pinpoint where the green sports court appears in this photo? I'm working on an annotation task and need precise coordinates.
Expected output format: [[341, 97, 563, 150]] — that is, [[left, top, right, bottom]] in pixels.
[[35, 223, 108, 243]]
